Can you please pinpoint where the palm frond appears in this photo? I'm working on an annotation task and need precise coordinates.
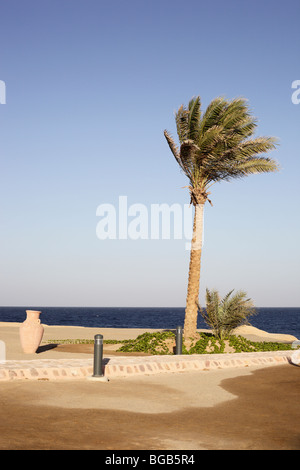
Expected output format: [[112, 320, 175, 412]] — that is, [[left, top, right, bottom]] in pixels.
[[238, 136, 278, 158], [234, 118, 258, 139], [178, 140, 198, 179], [164, 94, 279, 204], [197, 125, 225, 155], [188, 96, 201, 141], [234, 157, 280, 175], [175, 105, 189, 144], [221, 97, 249, 130], [199, 97, 227, 136], [163, 129, 180, 160]]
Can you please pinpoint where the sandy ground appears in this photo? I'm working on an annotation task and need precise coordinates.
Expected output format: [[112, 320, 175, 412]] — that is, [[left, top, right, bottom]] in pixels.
[[1, 323, 165, 360], [0, 322, 297, 360], [0, 364, 299, 450], [0, 322, 299, 450]]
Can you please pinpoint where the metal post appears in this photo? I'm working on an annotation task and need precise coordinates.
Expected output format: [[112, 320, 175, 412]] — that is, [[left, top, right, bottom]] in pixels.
[[93, 334, 104, 377], [88, 334, 109, 382], [175, 326, 183, 355]]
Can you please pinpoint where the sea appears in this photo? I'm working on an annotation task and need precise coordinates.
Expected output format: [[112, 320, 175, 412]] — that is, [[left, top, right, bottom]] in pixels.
[[0, 306, 299, 340]]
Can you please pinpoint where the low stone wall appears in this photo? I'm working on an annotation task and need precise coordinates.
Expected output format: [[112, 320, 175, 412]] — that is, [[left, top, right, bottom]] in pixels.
[[0, 350, 293, 381]]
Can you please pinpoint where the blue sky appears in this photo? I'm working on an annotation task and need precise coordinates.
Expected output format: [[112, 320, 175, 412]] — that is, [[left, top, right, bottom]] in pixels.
[[0, 0, 299, 307]]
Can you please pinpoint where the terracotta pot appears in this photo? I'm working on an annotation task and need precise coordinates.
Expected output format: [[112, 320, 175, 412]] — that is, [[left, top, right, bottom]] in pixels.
[[19, 310, 44, 354]]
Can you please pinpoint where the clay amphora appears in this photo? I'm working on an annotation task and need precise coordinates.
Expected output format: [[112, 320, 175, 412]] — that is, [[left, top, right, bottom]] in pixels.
[[19, 310, 44, 354]]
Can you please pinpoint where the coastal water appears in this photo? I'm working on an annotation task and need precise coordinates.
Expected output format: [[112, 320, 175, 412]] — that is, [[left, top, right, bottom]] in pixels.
[[0, 306, 299, 339]]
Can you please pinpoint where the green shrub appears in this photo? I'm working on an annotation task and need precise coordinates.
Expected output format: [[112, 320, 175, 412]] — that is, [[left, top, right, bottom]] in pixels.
[[117, 332, 293, 355], [47, 332, 293, 354], [118, 331, 175, 355]]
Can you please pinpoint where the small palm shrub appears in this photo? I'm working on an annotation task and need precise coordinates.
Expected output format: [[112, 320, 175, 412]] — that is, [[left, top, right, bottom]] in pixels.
[[198, 288, 256, 341]]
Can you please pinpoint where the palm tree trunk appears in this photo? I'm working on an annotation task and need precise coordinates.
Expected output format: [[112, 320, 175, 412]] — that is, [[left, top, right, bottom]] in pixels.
[[184, 203, 204, 339]]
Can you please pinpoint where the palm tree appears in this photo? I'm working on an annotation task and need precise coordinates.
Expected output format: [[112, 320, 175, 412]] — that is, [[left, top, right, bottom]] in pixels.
[[164, 96, 279, 339], [199, 288, 256, 341]]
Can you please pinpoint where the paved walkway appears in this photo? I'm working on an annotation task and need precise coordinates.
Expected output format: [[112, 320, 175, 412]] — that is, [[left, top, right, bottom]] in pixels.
[[0, 350, 293, 381]]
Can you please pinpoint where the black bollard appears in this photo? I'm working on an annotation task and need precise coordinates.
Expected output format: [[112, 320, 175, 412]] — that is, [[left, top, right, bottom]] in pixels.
[[175, 326, 183, 355], [93, 334, 104, 377]]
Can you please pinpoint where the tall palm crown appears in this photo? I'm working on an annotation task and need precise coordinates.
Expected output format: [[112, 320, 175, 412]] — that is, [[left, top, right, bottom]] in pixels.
[[164, 96, 279, 339], [164, 96, 279, 206]]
